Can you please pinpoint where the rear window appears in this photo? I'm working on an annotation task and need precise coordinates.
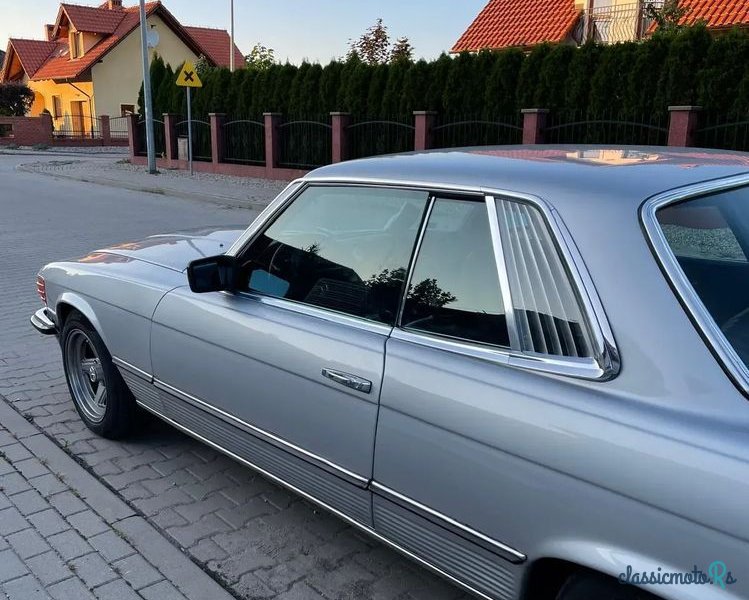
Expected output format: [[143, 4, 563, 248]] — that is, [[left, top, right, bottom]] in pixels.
[[656, 186, 749, 370]]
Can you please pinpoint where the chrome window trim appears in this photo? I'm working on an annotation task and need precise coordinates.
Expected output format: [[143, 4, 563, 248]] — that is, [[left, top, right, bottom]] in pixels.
[[641, 173, 749, 396], [228, 291, 394, 338], [225, 176, 619, 381], [134, 399, 497, 600], [370, 481, 526, 564], [486, 195, 522, 351]]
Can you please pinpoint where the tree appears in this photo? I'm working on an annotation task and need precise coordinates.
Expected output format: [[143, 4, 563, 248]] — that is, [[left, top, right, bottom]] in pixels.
[[348, 18, 390, 65], [245, 43, 276, 70], [195, 54, 212, 78], [0, 83, 34, 116], [390, 37, 414, 64], [645, 0, 690, 32]]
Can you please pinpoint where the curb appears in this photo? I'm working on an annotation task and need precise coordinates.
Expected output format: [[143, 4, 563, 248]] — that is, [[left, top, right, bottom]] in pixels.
[[0, 394, 237, 600], [17, 163, 270, 211]]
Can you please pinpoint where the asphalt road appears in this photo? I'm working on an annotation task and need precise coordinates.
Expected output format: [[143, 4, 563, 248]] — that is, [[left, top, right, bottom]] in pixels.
[[0, 155, 468, 600]]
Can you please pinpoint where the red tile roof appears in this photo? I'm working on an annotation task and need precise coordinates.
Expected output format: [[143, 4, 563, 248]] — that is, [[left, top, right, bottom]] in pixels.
[[59, 3, 127, 34], [184, 26, 244, 69], [2, 2, 237, 83], [679, 0, 749, 28], [5, 39, 60, 79], [452, 0, 581, 51]]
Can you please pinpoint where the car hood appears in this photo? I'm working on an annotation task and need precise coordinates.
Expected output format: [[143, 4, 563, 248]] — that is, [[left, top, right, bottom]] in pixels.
[[85, 226, 246, 272]]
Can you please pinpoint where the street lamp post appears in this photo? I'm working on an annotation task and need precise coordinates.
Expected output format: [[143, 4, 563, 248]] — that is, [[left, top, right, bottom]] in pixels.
[[138, 0, 157, 174], [229, 0, 235, 72]]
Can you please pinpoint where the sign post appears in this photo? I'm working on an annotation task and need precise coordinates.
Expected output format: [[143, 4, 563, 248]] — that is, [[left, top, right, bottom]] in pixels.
[[176, 61, 203, 176]]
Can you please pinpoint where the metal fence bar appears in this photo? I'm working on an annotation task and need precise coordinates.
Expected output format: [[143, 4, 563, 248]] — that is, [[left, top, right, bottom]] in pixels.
[[223, 118, 266, 165], [696, 113, 749, 151], [278, 116, 332, 169], [175, 119, 212, 162], [347, 116, 414, 160], [136, 119, 165, 157], [432, 115, 523, 149]]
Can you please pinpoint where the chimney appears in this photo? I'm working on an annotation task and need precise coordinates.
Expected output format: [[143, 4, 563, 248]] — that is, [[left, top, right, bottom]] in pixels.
[[45, 24, 55, 41], [108, 0, 123, 9]]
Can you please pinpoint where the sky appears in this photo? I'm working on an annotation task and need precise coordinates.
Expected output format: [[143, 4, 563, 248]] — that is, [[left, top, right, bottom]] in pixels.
[[0, 0, 488, 64]]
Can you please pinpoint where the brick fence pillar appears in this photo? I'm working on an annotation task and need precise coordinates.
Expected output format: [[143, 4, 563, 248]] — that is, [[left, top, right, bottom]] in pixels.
[[414, 111, 437, 151], [331, 112, 351, 163], [163, 114, 178, 162], [264, 112, 282, 171], [210, 113, 226, 165], [39, 113, 53, 142], [668, 106, 702, 147], [100, 115, 111, 145], [522, 109, 549, 145], [126, 113, 140, 159]]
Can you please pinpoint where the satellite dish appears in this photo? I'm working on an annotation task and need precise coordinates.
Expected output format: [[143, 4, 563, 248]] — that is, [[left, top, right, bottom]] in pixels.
[[147, 29, 160, 49]]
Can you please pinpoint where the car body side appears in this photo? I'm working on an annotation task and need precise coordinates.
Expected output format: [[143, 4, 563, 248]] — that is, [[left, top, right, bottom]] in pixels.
[[35, 149, 749, 600]]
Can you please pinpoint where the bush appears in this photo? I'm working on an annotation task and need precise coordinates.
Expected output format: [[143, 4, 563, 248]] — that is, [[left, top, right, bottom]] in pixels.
[[0, 83, 35, 116], [134, 26, 749, 123]]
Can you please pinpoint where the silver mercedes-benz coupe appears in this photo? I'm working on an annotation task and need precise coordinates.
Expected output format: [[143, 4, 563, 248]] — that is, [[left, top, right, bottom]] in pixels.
[[32, 147, 749, 600]]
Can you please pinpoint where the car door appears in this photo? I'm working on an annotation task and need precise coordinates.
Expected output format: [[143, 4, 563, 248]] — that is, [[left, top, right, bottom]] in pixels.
[[150, 183, 429, 525], [372, 193, 612, 598]]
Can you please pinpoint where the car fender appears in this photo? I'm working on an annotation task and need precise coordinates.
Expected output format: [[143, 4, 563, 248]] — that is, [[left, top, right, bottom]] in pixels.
[[55, 291, 111, 348], [532, 538, 743, 600]]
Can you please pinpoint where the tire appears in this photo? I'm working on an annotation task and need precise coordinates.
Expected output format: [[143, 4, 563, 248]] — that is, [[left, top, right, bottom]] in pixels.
[[557, 573, 659, 600], [61, 312, 136, 439]]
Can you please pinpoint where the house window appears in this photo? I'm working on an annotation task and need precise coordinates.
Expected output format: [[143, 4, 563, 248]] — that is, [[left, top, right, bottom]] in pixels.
[[120, 104, 136, 116], [70, 32, 84, 58], [52, 96, 63, 119]]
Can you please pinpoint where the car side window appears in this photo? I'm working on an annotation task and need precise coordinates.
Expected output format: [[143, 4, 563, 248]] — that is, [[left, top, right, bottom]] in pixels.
[[401, 198, 511, 347], [236, 185, 429, 325]]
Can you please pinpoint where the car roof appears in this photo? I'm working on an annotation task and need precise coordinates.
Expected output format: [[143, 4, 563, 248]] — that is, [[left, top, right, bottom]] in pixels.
[[306, 145, 749, 209]]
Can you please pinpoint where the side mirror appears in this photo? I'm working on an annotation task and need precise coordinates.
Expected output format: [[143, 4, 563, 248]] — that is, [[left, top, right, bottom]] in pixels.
[[187, 255, 238, 293]]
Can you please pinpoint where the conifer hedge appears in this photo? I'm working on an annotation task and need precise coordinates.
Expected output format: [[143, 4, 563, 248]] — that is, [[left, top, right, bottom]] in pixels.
[[139, 25, 749, 123]]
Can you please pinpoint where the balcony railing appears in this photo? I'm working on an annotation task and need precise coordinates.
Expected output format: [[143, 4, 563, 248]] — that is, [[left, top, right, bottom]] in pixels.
[[573, 1, 663, 44]]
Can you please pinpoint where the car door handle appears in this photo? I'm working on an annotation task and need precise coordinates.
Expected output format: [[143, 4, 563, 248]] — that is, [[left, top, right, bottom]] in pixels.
[[321, 368, 372, 394]]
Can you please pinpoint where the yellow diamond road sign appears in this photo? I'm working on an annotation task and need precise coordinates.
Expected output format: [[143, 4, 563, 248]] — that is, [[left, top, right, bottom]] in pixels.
[[176, 62, 202, 88]]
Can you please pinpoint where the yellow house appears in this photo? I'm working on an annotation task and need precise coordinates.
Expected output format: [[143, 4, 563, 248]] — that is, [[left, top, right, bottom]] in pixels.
[[0, 1, 242, 135]]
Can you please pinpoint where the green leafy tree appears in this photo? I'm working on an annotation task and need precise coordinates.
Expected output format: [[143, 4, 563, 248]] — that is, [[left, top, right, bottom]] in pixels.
[[484, 48, 524, 117], [399, 59, 429, 116], [195, 54, 213, 78], [226, 69, 247, 116], [288, 62, 311, 116], [348, 18, 390, 65], [137, 54, 166, 117], [623, 34, 671, 116], [245, 43, 276, 70], [698, 28, 749, 113], [343, 62, 373, 115], [443, 52, 481, 116], [270, 63, 298, 114], [235, 68, 256, 116], [300, 63, 324, 115], [516, 44, 551, 109], [0, 83, 34, 116], [645, 0, 690, 32], [565, 42, 602, 113], [655, 24, 712, 108], [535, 44, 575, 110], [390, 37, 414, 64], [425, 53, 453, 112], [381, 59, 410, 116], [319, 61, 343, 113], [589, 42, 639, 115], [337, 53, 362, 108]]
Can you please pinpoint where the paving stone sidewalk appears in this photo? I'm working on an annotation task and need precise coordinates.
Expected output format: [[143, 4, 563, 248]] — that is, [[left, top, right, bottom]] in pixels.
[[19, 158, 287, 210], [0, 395, 234, 600]]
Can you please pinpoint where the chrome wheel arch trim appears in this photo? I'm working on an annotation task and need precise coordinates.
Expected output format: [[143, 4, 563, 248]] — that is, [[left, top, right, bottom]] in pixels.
[[641, 172, 749, 396], [134, 399, 509, 600], [223, 177, 620, 382]]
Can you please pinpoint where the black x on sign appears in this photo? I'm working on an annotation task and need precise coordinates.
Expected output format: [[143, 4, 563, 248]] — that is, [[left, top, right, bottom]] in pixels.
[[176, 61, 203, 88]]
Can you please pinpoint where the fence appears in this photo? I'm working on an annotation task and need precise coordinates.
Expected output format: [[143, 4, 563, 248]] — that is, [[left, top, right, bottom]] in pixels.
[[544, 110, 668, 146], [126, 106, 749, 180]]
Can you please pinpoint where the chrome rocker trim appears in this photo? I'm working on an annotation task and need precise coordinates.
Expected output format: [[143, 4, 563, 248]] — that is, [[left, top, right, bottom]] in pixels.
[[370, 481, 527, 564], [30, 308, 57, 335], [111, 357, 152, 381], [134, 399, 503, 600]]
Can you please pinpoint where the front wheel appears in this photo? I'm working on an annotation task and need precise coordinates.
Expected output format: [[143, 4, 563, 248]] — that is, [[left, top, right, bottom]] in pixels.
[[61, 312, 136, 439]]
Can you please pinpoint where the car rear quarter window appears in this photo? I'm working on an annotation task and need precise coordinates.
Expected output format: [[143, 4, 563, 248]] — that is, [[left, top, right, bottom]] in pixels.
[[655, 186, 749, 372], [497, 198, 594, 358]]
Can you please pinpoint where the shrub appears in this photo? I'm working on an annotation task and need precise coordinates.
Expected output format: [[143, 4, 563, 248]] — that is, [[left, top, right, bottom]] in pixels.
[[0, 83, 35, 116]]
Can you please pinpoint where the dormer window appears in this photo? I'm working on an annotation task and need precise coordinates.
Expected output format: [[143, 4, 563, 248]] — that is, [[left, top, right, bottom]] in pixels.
[[69, 32, 84, 59]]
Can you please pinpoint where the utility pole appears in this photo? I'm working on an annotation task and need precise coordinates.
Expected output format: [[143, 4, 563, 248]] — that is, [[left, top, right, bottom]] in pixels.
[[229, 0, 235, 72], [139, 0, 157, 174]]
